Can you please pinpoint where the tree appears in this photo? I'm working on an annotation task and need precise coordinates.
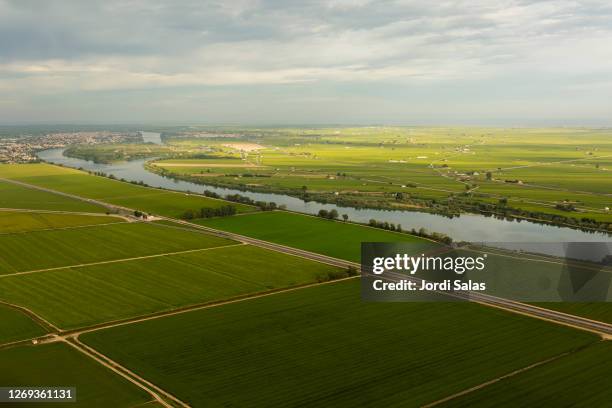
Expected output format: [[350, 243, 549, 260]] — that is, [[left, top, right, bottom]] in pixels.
[[181, 209, 195, 220], [486, 171, 492, 180], [318, 209, 329, 218], [342, 214, 349, 222], [395, 192, 404, 200], [328, 209, 339, 219]]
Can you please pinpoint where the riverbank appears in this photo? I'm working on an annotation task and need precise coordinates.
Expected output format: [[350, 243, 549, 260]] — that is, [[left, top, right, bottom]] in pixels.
[[146, 161, 612, 236], [37, 148, 612, 244]]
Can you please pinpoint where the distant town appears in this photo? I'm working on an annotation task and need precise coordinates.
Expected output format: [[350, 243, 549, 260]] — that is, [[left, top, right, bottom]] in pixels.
[[0, 131, 141, 163]]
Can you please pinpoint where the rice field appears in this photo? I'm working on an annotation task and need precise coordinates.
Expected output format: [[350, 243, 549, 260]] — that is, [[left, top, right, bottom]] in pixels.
[[197, 211, 437, 262], [1, 342, 152, 407], [0, 211, 122, 233], [0, 222, 233, 275], [82, 280, 597, 407], [0, 244, 342, 329], [0, 163, 255, 217], [0, 179, 105, 213], [0, 303, 47, 344]]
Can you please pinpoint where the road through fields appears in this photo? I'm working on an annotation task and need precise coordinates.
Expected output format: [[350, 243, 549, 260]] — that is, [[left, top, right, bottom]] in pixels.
[[5, 175, 612, 339]]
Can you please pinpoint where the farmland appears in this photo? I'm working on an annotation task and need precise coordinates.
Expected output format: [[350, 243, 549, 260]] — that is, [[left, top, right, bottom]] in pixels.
[[82, 280, 598, 407], [0, 244, 343, 329], [0, 222, 232, 274], [0, 133, 610, 407], [0, 211, 122, 233], [0, 163, 255, 217], [1, 343, 152, 407], [0, 179, 105, 213], [441, 342, 612, 407], [198, 211, 437, 262], [0, 304, 46, 344], [144, 127, 612, 231]]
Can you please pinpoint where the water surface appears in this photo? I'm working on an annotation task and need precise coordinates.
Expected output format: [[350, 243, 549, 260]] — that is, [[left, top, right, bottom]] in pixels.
[[37, 147, 610, 245]]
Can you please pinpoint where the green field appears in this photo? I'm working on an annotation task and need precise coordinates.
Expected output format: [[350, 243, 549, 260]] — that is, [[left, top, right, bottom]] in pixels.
[[82, 280, 597, 407], [0, 211, 122, 233], [0, 222, 232, 274], [0, 342, 152, 407], [0, 179, 105, 213], [0, 163, 255, 217], [198, 211, 437, 262], [441, 341, 612, 407], [0, 245, 342, 329], [148, 127, 612, 227], [0, 304, 47, 344]]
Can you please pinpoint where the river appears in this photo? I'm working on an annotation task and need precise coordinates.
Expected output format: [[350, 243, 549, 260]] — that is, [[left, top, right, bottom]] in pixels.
[[37, 146, 610, 245]]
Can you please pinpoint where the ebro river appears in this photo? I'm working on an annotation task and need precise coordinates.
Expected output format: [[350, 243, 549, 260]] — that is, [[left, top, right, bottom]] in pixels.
[[37, 144, 610, 244]]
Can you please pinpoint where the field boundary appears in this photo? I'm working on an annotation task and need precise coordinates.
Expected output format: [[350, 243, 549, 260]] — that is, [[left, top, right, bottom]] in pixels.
[[0, 243, 246, 278], [421, 343, 598, 407]]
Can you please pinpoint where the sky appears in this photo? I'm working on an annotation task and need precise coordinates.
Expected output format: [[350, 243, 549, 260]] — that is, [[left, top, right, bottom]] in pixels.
[[1, 0, 611, 126]]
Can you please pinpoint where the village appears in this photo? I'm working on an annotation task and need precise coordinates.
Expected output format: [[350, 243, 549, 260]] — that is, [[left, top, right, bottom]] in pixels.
[[0, 131, 141, 163]]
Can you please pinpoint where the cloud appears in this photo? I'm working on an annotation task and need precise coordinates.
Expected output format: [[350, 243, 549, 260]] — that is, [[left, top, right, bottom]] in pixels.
[[0, 0, 611, 123]]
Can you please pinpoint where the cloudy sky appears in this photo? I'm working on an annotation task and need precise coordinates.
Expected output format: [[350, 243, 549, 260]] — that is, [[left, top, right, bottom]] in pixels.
[[1, 0, 611, 125]]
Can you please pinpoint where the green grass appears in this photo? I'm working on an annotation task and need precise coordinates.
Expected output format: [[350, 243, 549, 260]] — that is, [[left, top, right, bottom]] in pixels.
[[0, 179, 105, 213], [158, 127, 612, 223], [0, 211, 122, 233], [440, 342, 612, 407], [82, 280, 597, 408], [0, 245, 342, 329], [0, 304, 46, 344], [0, 163, 255, 217], [0, 342, 152, 407], [0, 222, 233, 274], [197, 211, 437, 262]]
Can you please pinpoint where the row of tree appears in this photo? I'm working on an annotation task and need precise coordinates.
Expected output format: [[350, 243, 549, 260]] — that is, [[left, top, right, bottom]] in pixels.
[[181, 205, 237, 220], [223, 193, 282, 211], [367, 219, 453, 244]]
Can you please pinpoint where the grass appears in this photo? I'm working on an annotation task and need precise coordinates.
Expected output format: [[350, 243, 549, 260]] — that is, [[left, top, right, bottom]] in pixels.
[[0, 304, 47, 344], [0, 342, 152, 407], [0, 211, 122, 233], [197, 211, 437, 262], [0, 222, 233, 275], [440, 341, 612, 407], [82, 280, 597, 407], [155, 126, 612, 223], [0, 163, 255, 217], [0, 245, 342, 329], [0, 179, 105, 213]]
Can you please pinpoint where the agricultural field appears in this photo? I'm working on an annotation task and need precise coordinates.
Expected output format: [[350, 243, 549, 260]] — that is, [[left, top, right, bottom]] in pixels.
[[0, 304, 47, 344], [147, 127, 612, 229], [441, 341, 612, 407], [197, 211, 437, 262], [81, 280, 598, 407], [0, 179, 105, 213], [0, 222, 232, 274], [1, 342, 153, 407], [0, 244, 343, 329], [0, 163, 255, 218], [0, 211, 122, 233]]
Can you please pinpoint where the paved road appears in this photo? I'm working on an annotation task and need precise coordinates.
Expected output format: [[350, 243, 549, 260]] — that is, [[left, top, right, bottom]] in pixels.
[[165, 219, 612, 337], [382, 271, 612, 337], [5, 175, 612, 337]]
